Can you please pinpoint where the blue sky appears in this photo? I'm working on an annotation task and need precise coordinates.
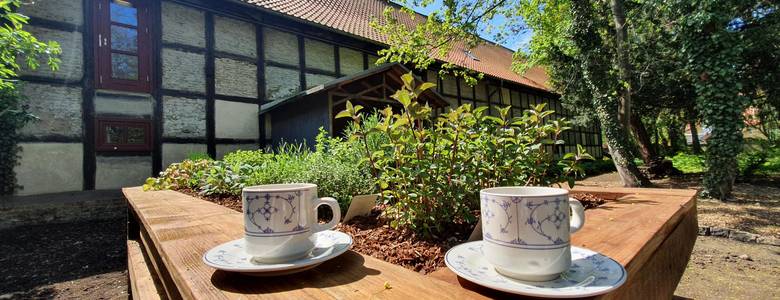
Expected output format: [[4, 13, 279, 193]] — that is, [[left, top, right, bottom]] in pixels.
[[402, 1, 533, 52]]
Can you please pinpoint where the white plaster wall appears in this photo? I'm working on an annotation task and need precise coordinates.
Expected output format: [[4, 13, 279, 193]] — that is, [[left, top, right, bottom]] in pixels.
[[18, 83, 82, 139], [161, 1, 205, 47], [18, 0, 83, 26], [15, 143, 83, 196], [305, 73, 336, 89], [339, 47, 363, 75], [475, 81, 488, 101], [162, 143, 207, 169], [265, 66, 300, 101], [95, 156, 152, 190], [367, 55, 380, 68], [162, 49, 206, 93], [94, 92, 153, 116], [441, 77, 457, 96], [20, 26, 83, 81], [163, 96, 206, 139], [501, 87, 511, 105], [304, 38, 335, 72], [264, 28, 299, 65], [216, 144, 259, 160], [214, 100, 259, 139], [215, 58, 257, 98], [214, 15, 256, 58]]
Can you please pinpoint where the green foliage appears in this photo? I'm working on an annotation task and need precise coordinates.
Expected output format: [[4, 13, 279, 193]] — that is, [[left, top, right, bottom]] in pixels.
[[669, 153, 707, 174], [0, 0, 61, 195], [338, 73, 589, 235], [186, 152, 212, 161], [578, 158, 617, 178], [144, 130, 375, 212]]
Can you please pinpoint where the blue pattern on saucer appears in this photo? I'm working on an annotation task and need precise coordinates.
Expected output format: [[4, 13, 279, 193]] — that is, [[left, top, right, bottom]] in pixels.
[[445, 241, 627, 298]]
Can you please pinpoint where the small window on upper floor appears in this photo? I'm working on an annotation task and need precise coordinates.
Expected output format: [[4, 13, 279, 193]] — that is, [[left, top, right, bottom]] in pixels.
[[95, 0, 152, 92]]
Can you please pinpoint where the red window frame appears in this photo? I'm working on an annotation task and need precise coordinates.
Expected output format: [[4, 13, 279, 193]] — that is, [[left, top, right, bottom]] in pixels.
[[94, 0, 152, 93], [96, 118, 153, 152]]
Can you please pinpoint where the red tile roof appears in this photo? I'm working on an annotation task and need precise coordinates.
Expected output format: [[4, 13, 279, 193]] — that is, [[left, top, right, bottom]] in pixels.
[[243, 0, 552, 92]]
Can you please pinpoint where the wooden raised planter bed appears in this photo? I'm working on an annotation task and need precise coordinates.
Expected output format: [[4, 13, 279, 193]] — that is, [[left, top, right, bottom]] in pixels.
[[124, 186, 697, 299]]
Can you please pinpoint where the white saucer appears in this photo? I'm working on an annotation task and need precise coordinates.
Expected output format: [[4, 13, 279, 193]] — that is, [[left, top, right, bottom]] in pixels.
[[445, 241, 627, 298], [203, 230, 352, 276]]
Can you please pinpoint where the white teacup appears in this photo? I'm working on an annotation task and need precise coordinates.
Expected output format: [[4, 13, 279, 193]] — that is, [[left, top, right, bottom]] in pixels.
[[480, 186, 585, 281], [242, 183, 341, 263]]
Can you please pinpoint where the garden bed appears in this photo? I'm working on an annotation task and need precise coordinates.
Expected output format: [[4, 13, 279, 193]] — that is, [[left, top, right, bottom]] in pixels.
[[180, 190, 606, 274]]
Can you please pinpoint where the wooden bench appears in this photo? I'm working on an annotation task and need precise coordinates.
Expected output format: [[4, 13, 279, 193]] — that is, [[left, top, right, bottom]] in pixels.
[[124, 186, 697, 299]]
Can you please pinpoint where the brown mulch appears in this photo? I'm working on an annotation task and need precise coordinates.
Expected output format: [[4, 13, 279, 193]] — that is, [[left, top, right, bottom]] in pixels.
[[571, 193, 606, 209], [179, 188, 242, 212]]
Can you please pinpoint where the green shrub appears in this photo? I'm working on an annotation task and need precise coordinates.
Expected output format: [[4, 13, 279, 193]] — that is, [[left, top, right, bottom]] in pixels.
[[338, 73, 589, 235], [186, 152, 212, 161], [669, 152, 706, 174], [145, 131, 376, 211], [578, 158, 616, 178], [143, 159, 212, 192]]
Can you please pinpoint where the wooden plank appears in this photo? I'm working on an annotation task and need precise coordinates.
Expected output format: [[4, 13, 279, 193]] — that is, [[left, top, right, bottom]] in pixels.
[[127, 240, 166, 300], [601, 203, 698, 299], [139, 226, 182, 300], [124, 187, 488, 299], [429, 188, 698, 299]]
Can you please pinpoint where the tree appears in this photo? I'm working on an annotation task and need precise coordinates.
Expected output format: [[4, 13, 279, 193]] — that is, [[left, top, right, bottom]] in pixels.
[[658, 0, 778, 198], [0, 0, 61, 195], [372, 0, 652, 187]]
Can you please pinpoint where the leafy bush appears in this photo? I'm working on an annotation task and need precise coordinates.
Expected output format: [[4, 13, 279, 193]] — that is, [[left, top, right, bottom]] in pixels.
[[186, 152, 212, 161], [143, 159, 212, 191], [578, 158, 616, 178], [338, 73, 590, 235], [145, 131, 375, 211], [669, 152, 706, 174]]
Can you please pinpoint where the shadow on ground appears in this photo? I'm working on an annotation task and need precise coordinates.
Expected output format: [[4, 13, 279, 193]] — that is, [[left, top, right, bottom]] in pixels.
[[0, 219, 127, 299]]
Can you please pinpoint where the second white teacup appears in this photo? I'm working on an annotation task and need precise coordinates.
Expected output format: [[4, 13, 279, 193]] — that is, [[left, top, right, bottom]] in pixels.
[[242, 183, 341, 263], [480, 186, 585, 281]]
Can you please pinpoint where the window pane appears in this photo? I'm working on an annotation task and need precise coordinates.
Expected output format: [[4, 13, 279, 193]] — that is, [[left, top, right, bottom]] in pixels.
[[111, 0, 137, 26], [106, 126, 123, 144], [127, 127, 146, 144], [111, 25, 137, 52], [111, 53, 139, 80]]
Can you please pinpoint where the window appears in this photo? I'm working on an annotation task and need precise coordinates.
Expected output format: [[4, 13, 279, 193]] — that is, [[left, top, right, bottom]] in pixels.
[[96, 118, 153, 152], [95, 0, 152, 92]]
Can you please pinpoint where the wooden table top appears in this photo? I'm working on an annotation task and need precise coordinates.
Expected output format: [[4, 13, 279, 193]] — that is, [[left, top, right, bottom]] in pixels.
[[124, 186, 697, 299]]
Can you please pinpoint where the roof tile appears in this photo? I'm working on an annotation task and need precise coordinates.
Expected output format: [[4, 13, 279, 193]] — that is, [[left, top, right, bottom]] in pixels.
[[244, 0, 550, 91]]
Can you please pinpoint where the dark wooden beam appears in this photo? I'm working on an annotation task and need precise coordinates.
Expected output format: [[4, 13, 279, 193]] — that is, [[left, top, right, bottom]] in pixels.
[[81, 0, 96, 190], [205, 12, 216, 158], [152, 0, 164, 175], [298, 35, 306, 90], [256, 24, 267, 148]]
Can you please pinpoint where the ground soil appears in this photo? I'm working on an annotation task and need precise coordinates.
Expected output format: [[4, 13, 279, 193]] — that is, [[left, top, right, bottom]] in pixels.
[[0, 219, 127, 300], [1, 174, 776, 299]]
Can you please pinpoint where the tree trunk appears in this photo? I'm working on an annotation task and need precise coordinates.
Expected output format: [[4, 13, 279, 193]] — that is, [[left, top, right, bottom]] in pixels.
[[569, 0, 650, 187], [610, 0, 631, 130], [668, 122, 682, 154], [689, 120, 702, 154], [630, 112, 657, 163]]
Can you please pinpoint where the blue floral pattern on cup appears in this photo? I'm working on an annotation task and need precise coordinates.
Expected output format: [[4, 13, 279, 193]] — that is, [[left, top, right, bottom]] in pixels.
[[481, 195, 570, 249], [245, 190, 308, 236]]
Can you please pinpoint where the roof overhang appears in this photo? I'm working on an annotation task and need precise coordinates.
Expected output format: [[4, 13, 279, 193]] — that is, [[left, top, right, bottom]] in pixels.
[[260, 63, 449, 114]]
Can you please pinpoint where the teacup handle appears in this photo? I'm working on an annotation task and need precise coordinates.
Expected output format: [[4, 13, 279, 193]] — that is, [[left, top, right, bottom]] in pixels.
[[569, 198, 586, 233], [312, 197, 341, 233]]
